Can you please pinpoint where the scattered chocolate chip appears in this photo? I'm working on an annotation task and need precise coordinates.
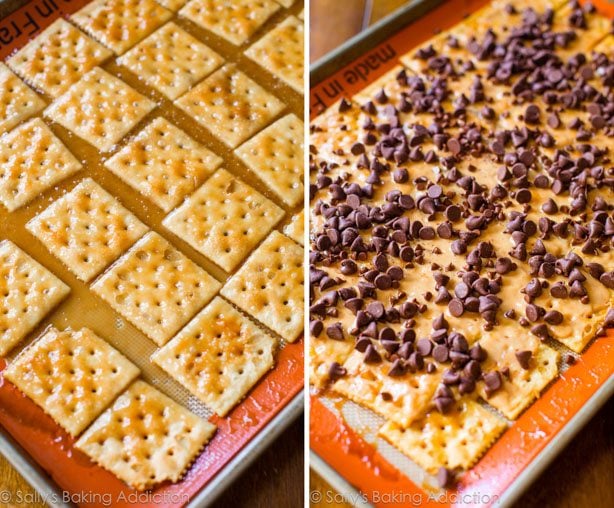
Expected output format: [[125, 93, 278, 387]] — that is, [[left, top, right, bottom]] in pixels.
[[326, 322, 345, 341], [515, 350, 532, 370], [483, 371, 502, 396], [328, 362, 347, 381]]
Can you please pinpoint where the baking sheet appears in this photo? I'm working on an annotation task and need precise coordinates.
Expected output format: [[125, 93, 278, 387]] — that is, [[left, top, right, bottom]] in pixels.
[[309, 0, 614, 506], [0, 0, 305, 506]]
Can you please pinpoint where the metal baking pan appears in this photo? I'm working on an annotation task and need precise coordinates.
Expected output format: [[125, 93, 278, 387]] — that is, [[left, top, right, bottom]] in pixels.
[[0, 0, 305, 505], [309, 0, 614, 505]]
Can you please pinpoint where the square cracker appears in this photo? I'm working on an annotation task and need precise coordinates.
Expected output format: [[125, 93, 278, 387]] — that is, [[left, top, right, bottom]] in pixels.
[[235, 113, 304, 207], [76, 380, 216, 491], [44, 67, 156, 152], [332, 350, 442, 428], [156, 0, 186, 10], [174, 64, 285, 148], [283, 210, 304, 246], [91, 232, 221, 346], [0, 118, 81, 212], [163, 168, 284, 272], [221, 231, 303, 342], [152, 296, 276, 416], [379, 400, 507, 473], [104, 117, 222, 212], [26, 178, 148, 282], [0, 64, 45, 135], [0, 241, 70, 356], [476, 329, 559, 419], [7, 19, 112, 98], [244, 16, 303, 93], [179, 0, 280, 46], [4, 327, 139, 436], [309, 337, 354, 389], [70, 0, 172, 55], [117, 22, 223, 100]]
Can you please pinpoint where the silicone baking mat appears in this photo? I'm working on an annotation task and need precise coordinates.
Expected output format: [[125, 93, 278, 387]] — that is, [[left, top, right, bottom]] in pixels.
[[0, 1, 304, 506], [309, 0, 614, 506]]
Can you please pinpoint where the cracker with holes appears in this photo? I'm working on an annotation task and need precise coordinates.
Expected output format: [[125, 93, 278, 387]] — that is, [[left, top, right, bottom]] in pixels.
[[179, 0, 280, 46], [309, 338, 354, 389], [163, 168, 284, 272], [104, 117, 222, 212], [476, 331, 559, 419], [7, 19, 112, 98], [75, 380, 216, 490], [117, 22, 223, 100], [283, 209, 304, 246], [0, 64, 45, 135], [0, 241, 70, 356], [157, 0, 186, 10], [175, 64, 285, 148], [152, 297, 276, 416], [91, 232, 220, 346], [221, 231, 303, 342], [245, 16, 303, 93], [0, 118, 82, 212], [379, 400, 507, 473], [26, 178, 148, 282], [333, 351, 442, 428], [235, 113, 304, 207], [44, 67, 155, 152], [4, 327, 139, 436], [71, 0, 172, 55]]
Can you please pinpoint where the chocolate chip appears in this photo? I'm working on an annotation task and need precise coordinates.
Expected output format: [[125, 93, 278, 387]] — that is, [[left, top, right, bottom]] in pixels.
[[427, 184, 443, 199], [447, 137, 461, 155], [454, 282, 470, 299], [525, 278, 542, 299], [387, 359, 406, 377], [445, 205, 461, 222], [541, 198, 558, 215], [483, 371, 502, 396], [515, 189, 532, 204], [434, 397, 454, 416], [338, 98, 352, 112], [525, 304, 541, 322], [328, 362, 347, 381], [310, 320, 323, 337], [400, 301, 418, 318], [544, 310, 563, 325], [547, 112, 560, 129], [393, 168, 409, 183], [416, 338, 433, 357], [363, 344, 381, 363], [550, 282, 568, 298], [374, 273, 392, 290], [586, 262, 605, 280], [326, 322, 345, 341], [366, 301, 385, 319], [495, 257, 514, 274], [400, 246, 414, 262], [600, 271, 614, 289], [344, 298, 363, 314], [442, 369, 460, 385], [448, 298, 465, 317], [515, 350, 532, 370], [408, 351, 424, 371], [531, 323, 549, 339], [524, 104, 541, 124], [432, 344, 449, 363], [433, 313, 449, 330], [451, 239, 467, 255]]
